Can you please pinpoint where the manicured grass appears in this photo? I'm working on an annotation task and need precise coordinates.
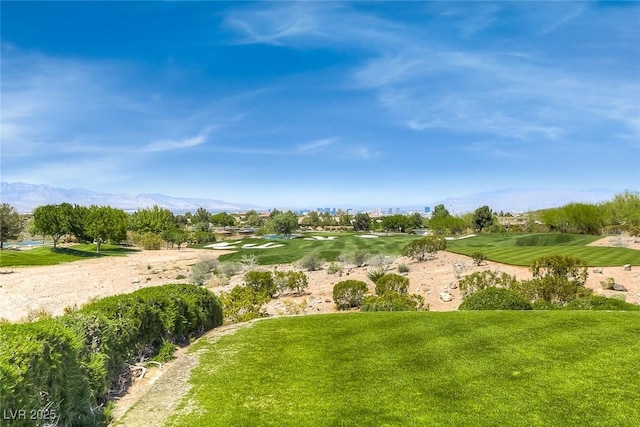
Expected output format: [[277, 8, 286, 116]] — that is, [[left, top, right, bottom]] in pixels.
[[168, 312, 640, 427], [447, 233, 640, 266], [0, 244, 138, 267], [217, 233, 421, 265]]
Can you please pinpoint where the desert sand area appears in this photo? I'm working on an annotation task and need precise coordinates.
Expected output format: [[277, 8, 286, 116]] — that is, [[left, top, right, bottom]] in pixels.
[[1, 237, 639, 323]]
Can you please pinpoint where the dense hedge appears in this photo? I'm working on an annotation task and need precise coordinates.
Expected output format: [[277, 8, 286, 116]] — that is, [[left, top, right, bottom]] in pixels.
[[0, 284, 222, 426], [458, 287, 532, 311]]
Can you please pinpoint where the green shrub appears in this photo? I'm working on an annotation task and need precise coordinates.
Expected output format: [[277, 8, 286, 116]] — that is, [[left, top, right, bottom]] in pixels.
[[510, 276, 593, 306], [244, 271, 277, 298], [402, 236, 446, 261], [458, 287, 532, 311], [327, 262, 343, 275], [0, 284, 222, 427], [333, 280, 369, 310], [471, 251, 486, 266], [274, 270, 309, 295], [361, 292, 426, 312], [138, 232, 164, 250], [458, 270, 519, 298], [219, 285, 270, 323], [216, 261, 242, 277], [366, 267, 387, 284], [397, 263, 410, 273], [531, 300, 559, 310], [564, 295, 640, 311], [296, 253, 324, 271], [0, 320, 94, 426], [530, 255, 588, 286], [374, 273, 409, 296], [600, 277, 615, 290]]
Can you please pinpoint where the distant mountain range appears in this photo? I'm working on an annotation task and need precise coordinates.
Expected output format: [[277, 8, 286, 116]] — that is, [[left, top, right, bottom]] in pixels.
[[0, 182, 263, 213], [0, 182, 628, 214]]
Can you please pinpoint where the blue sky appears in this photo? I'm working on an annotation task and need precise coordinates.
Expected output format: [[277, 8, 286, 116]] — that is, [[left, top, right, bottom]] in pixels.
[[1, 1, 639, 208]]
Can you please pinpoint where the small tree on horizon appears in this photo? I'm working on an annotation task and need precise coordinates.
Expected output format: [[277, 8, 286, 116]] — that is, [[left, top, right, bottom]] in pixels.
[[0, 203, 23, 250]]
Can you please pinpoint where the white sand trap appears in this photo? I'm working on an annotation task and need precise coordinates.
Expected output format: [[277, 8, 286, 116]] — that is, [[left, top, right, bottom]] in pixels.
[[445, 234, 476, 241], [205, 242, 239, 249], [356, 234, 379, 238], [250, 243, 284, 249], [311, 236, 337, 240], [304, 238, 316, 241]]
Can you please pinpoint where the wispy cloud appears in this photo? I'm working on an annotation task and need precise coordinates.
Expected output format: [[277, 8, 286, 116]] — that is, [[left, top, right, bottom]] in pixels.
[[143, 127, 215, 152], [537, 5, 585, 36], [296, 137, 336, 153]]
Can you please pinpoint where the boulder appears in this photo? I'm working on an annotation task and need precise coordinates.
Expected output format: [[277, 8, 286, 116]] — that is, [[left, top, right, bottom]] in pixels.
[[449, 281, 458, 289], [623, 264, 631, 271], [439, 291, 453, 302], [593, 268, 603, 274], [612, 283, 628, 292]]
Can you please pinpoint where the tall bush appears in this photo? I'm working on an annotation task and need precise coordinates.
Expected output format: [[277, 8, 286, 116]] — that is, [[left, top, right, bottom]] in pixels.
[[333, 280, 368, 310]]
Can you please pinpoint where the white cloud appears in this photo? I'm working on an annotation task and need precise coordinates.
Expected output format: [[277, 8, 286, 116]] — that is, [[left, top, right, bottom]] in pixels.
[[144, 127, 215, 152], [296, 137, 336, 152]]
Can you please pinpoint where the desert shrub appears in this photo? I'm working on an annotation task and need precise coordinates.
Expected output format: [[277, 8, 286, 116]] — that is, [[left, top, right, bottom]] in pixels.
[[397, 263, 410, 273], [191, 259, 216, 285], [458, 287, 532, 311], [458, 270, 519, 298], [530, 255, 588, 286], [240, 254, 258, 269], [366, 267, 387, 284], [471, 251, 486, 266], [361, 292, 426, 312], [207, 273, 230, 288], [274, 270, 309, 295], [219, 285, 270, 323], [600, 277, 615, 290], [297, 253, 324, 271], [216, 261, 242, 277], [401, 236, 446, 261], [327, 262, 343, 275], [333, 280, 369, 310], [368, 254, 395, 270], [511, 276, 593, 306], [564, 295, 640, 311], [375, 273, 409, 296], [243, 270, 277, 298], [138, 232, 164, 250], [339, 250, 369, 267]]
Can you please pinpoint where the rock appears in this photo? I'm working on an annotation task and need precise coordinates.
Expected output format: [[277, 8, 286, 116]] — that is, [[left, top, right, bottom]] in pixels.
[[449, 282, 458, 289], [623, 264, 631, 271], [612, 283, 628, 292], [324, 299, 332, 303], [131, 279, 141, 284], [439, 291, 453, 302], [593, 268, 603, 274]]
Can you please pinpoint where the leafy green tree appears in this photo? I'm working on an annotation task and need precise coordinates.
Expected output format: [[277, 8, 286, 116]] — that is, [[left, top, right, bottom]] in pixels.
[[211, 212, 236, 227], [129, 205, 176, 234], [381, 214, 411, 233], [301, 211, 321, 227], [338, 212, 352, 227], [68, 204, 90, 243], [604, 192, 640, 227], [162, 228, 187, 250], [32, 203, 73, 249], [0, 203, 23, 249], [320, 212, 336, 227], [401, 236, 446, 261], [85, 206, 128, 252], [244, 210, 265, 227], [433, 204, 450, 219], [353, 213, 371, 231], [472, 205, 494, 232], [265, 211, 298, 237], [192, 207, 211, 226], [408, 212, 424, 229]]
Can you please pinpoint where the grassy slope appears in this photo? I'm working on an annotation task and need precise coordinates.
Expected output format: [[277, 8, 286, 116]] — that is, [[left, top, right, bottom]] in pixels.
[[447, 233, 640, 266], [168, 312, 640, 427], [217, 233, 420, 265], [0, 244, 138, 267]]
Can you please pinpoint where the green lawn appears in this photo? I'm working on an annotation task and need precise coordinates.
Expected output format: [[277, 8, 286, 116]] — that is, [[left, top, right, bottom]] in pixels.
[[0, 244, 138, 267], [217, 233, 421, 265], [167, 312, 640, 427], [447, 233, 640, 266]]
